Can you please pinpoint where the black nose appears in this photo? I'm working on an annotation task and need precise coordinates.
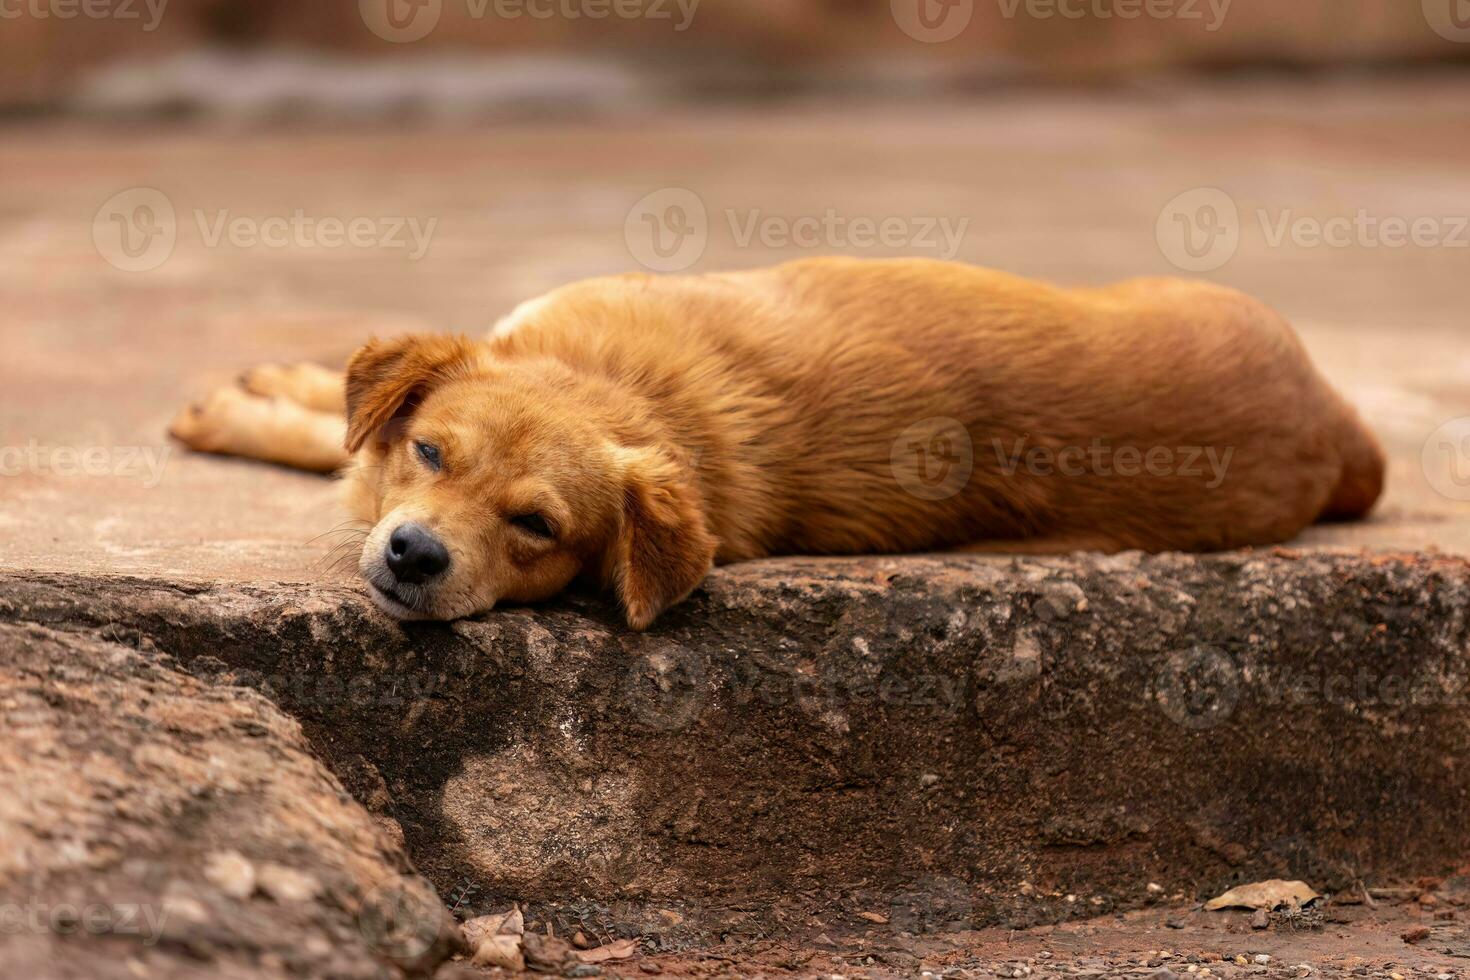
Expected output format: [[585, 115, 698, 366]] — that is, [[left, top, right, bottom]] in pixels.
[[385, 523, 450, 584]]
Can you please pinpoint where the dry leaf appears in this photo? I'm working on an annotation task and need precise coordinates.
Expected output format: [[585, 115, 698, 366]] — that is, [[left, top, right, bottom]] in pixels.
[[471, 933, 525, 971], [463, 907, 525, 948], [574, 938, 639, 964], [1204, 879, 1321, 911]]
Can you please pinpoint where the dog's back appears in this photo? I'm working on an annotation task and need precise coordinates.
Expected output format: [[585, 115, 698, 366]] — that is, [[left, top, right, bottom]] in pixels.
[[488, 258, 1384, 558]]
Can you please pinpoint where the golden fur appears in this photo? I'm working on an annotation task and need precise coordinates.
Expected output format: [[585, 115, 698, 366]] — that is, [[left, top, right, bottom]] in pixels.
[[170, 257, 1384, 627]]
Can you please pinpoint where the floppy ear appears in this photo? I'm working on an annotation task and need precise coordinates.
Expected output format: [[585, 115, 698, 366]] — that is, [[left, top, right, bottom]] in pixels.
[[608, 447, 718, 630], [343, 334, 481, 453]]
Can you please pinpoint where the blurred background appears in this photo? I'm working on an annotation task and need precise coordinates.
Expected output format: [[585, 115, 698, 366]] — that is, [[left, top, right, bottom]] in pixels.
[[4, 0, 1469, 113], [2, 0, 1468, 579]]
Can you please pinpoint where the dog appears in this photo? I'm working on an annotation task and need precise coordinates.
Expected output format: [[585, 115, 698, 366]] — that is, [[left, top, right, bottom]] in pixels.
[[169, 257, 1384, 628]]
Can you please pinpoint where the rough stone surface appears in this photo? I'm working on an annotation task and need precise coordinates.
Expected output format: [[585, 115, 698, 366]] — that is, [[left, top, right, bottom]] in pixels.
[[3, 550, 1468, 956], [0, 621, 460, 978]]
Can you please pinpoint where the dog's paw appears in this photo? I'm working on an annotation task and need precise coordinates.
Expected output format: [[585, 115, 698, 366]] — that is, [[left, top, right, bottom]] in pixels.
[[168, 384, 261, 452], [239, 362, 343, 412]]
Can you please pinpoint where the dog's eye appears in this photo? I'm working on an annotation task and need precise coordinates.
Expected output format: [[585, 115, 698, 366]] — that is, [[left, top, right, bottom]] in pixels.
[[510, 513, 555, 539], [414, 441, 442, 471]]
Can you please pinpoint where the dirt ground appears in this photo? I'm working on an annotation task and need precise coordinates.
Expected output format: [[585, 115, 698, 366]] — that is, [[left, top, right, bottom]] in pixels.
[[443, 889, 1470, 980], [1, 74, 1469, 585]]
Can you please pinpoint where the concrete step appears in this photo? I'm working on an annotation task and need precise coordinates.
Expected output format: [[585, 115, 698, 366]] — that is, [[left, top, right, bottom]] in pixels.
[[3, 550, 1468, 957]]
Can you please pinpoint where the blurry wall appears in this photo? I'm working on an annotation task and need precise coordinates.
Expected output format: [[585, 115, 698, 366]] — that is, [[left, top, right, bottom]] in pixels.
[[3, 0, 1468, 113]]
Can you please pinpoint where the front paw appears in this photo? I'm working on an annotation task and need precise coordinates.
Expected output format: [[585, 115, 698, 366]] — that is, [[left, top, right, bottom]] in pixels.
[[168, 385, 260, 452]]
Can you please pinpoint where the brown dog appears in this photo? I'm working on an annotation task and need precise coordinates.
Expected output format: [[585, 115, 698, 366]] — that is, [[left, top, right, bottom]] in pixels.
[[169, 257, 1384, 628]]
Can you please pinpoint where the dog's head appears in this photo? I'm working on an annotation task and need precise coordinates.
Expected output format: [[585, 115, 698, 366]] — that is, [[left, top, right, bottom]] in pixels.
[[342, 334, 716, 629]]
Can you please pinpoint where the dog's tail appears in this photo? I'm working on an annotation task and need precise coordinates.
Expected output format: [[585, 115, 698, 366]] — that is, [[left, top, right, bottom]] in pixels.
[[1320, 400, 1386, 522]]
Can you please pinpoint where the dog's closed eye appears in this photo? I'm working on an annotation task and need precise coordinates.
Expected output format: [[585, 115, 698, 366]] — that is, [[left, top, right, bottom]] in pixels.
[[510, 513, 555, 539]]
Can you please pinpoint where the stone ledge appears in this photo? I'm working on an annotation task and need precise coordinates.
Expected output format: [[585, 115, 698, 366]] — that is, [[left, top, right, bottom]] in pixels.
[[1, 550, 1468, 968]]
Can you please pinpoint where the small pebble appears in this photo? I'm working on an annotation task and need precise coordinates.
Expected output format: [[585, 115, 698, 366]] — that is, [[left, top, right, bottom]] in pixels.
[[255, 863, 321, 904], [202, 850, 256, 900], [1254, 954, 1271, 965]]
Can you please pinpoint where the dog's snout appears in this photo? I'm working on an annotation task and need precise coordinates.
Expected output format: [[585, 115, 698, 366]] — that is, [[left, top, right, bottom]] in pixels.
[[385, 523, 450, 584]]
